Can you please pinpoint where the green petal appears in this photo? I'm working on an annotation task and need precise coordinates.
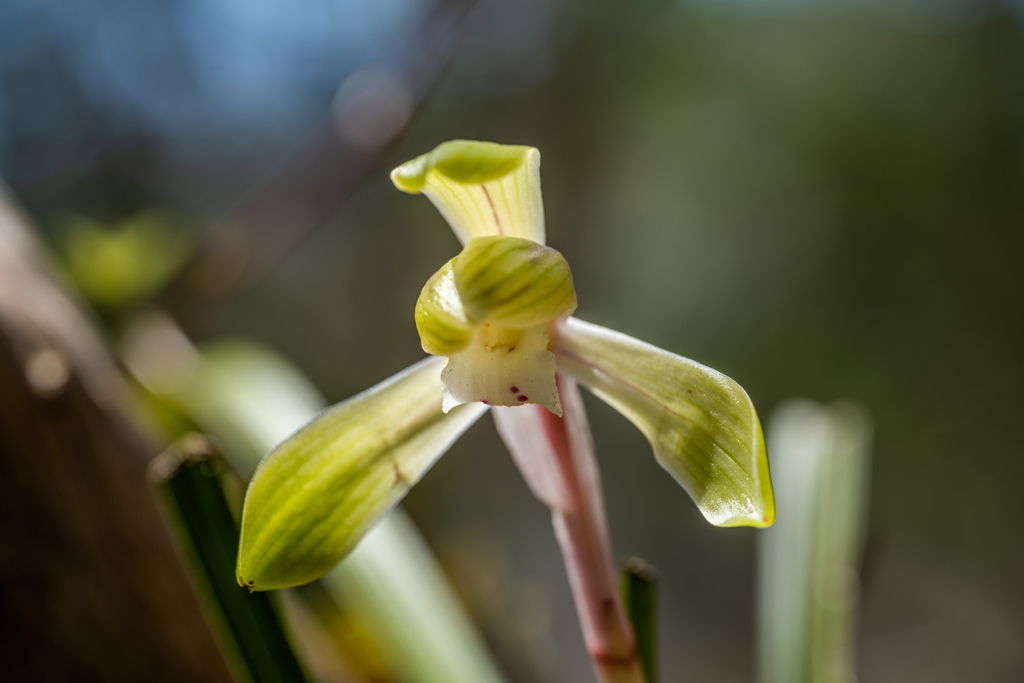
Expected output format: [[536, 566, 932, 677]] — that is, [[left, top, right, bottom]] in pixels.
[[237, 357, 488, 590], [553, 317, 775, 528], [390, 140, 546, 245], [415, 259, 475, 356], [454, 236, 576, 329]]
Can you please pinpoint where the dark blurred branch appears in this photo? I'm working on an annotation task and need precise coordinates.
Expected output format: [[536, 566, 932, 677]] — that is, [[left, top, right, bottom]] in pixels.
[[0, 183, 233, 682], [161, 0, 488, 338]]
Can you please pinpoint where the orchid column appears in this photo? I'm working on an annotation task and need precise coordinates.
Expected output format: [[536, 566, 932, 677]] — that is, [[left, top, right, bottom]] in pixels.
[[236, 141, 775, 683]]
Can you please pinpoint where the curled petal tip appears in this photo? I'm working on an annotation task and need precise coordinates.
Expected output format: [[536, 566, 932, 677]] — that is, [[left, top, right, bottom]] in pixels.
[[391, 140, 545, 245]]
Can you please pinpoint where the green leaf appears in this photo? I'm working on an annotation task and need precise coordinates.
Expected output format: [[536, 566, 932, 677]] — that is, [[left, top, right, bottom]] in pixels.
[[322, 510, 508, 683], [153, 439, 310, 683], [758, 400, 872, 683], [237, 357, 487, 590], [553, 317, 774, 528], [63, 211, 189, 310], [453, 236, 576, 329], [390, 140, 546, 246], [620, 558, 658, 683]]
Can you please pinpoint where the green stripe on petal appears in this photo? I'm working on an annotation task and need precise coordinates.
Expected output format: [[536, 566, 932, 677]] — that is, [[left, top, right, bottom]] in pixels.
[[390, 140, 546, 245], [454, 236, 576, 329], [237, 357, 488, 590], [415, 259, 475, 356], [553, 317, 775, 528]]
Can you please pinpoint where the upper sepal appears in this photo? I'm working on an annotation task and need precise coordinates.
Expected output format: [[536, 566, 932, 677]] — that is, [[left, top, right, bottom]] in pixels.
[[553, 317, 775, 528], [236, 357, 487, 590], [390, 140, 546, 246]]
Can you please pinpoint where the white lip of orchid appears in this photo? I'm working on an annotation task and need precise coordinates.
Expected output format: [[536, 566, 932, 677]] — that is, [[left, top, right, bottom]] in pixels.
[[441, 322, 562, 415]]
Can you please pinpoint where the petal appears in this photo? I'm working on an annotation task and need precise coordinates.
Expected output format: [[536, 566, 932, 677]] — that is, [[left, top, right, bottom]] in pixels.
[[454, 236, 576, 328], [415, 259, 474, 356], [441, 323, 561, 416], [391, 140, 545, 246], [553, 317, 775, 528], [237, 357, 488, 590]]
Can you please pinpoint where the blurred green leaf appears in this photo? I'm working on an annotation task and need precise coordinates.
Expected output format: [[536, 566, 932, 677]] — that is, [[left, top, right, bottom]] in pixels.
[[554, 316, 774, 528], [62, 210, 189, 310], [322, 511, 508, 683], [758, 400, 872, 683]]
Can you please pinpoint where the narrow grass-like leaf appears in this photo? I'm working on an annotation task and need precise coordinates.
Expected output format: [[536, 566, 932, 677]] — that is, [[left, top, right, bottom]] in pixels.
[[553, 317, 774, 528], [391, 140, 546, 246], [153, 439, 309, 683], [621, 558, 658, 683], [758, 400, 872, 683], [237, 357, 487, 590]]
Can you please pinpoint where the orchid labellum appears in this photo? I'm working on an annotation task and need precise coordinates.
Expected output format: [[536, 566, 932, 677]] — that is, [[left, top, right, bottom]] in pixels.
[[237, 140, 775, 683]]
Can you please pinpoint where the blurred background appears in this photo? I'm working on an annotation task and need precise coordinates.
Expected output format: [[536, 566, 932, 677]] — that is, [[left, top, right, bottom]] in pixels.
[[2, 0, 1023, 681]]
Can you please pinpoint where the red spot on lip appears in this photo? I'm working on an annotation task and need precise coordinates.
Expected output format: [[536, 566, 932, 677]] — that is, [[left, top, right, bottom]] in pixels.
[[510, 386, 519, 393], [517, 395, 528, 402], [481, 400, 490, 405]]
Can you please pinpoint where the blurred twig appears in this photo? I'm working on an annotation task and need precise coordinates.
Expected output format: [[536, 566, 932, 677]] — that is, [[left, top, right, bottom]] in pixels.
[[161, 0, 488, 337]]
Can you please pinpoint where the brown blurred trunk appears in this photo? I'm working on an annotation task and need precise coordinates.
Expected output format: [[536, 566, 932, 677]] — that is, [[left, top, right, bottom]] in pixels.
[[0, 184, 234, 682]]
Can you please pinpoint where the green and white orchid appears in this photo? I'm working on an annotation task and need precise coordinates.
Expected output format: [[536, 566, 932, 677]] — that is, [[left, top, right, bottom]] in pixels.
[[237, 140, 775, 683]]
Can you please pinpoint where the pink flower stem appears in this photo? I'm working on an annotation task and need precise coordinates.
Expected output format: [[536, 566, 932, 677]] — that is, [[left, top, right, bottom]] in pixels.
[[536, 375, 646, 683]]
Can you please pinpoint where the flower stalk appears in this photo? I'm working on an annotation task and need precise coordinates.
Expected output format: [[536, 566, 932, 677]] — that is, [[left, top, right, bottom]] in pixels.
[[495, 375, 645, 683]]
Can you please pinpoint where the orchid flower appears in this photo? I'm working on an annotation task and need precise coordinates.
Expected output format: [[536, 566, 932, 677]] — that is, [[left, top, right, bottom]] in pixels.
[[237, 141, 775, 683]]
